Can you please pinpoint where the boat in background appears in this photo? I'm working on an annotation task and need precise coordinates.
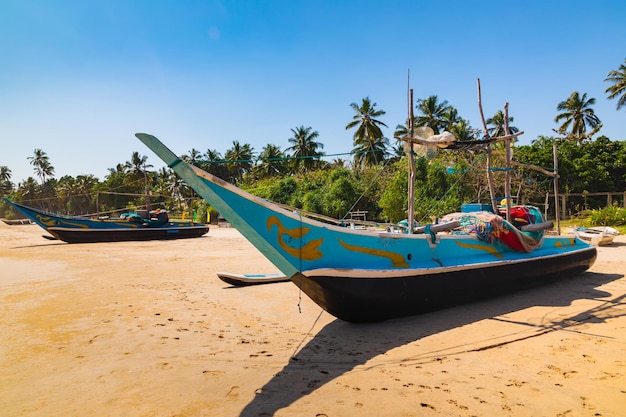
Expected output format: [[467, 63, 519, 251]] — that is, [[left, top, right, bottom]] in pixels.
[[217, 272, 290, 286], [1, 218, 33, 225], [570, 226, 620, 246], [3, 198, 209, 243], [136, 133, 596, 323]]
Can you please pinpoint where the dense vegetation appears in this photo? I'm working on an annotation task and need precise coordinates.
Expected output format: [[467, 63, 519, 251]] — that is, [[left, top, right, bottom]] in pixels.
[[2, 59, 625, 225]]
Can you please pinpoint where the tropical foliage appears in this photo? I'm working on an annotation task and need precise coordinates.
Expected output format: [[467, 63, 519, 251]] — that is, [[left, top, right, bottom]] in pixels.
[[554, 92, 602, 142], [346, 97, 388, 168], [604, 58, 626, 112], [2, 77, 625, 226]]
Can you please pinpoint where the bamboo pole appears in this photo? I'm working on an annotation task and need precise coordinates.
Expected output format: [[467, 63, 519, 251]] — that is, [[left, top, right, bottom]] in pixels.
[[407, 89, 416, 233], [477, 78, 498, 213], [504, 102, 512, 222], [553, 140, 561, 234]]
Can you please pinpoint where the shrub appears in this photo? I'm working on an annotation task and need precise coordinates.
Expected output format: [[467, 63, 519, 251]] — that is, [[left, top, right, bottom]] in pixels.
[[588, 206, 626, 226]]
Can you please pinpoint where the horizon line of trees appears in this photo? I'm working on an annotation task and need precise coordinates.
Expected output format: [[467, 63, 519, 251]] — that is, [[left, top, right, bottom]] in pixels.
[[2, 59, 625, 221]]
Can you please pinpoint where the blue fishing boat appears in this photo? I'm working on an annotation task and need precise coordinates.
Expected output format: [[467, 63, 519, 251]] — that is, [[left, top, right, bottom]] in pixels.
[[3, 198, 209, 243], [135, 132, 596, 323]]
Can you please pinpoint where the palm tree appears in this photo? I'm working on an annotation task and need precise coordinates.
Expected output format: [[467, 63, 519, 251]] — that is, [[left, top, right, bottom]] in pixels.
[[126, 152, 153, 208], [440, 107, 462, 133], [27, 149, 55, 183], [285, 126, 324, 171], [255, 144, 287, 178], [202, 149, 229, 179], [224, 141, 254, 182], [126, 152, 152, 177], [0, 166, 11, 182], [448, 119, 479, 142], [182, 148, 202, 165], [108, 163, 129, 174], [16, 177, 39, 205], [0, 166, 13, 195], [345, 97, 388, 167], [486, 110, 519, 138], [415, 95, 450, 134], [605, 59, 626, 112], [554, 92, 602, 142]]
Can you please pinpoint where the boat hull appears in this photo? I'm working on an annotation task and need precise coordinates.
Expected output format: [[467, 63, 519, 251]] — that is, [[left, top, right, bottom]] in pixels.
[[4, 198, 209, 243], [47, 225, 209, 243], [217, 272, 290, 286], [135, 133, 599, 322], [298, 246, 597, 322]]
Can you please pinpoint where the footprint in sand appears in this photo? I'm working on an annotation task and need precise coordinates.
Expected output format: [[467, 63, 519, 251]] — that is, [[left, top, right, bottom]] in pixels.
[[226, 385, 240, 398]]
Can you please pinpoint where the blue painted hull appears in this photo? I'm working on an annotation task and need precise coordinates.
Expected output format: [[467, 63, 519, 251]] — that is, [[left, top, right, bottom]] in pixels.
[[135, 133, 597, 322], [3, 198, 209, 243]]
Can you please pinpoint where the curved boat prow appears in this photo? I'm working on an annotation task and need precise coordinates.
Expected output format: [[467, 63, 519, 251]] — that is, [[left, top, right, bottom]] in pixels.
[[135, 133, 597, 322]]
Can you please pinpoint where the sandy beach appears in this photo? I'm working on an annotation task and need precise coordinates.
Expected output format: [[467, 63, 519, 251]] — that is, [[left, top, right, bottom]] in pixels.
[[1, 222, 625, 417]]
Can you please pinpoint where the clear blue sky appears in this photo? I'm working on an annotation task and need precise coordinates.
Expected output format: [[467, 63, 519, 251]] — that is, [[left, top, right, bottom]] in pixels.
[[1, 0, 624, 184]]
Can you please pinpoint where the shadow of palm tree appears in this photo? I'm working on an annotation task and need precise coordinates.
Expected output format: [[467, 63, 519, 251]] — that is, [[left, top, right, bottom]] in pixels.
[[239, 271, 624, 416]]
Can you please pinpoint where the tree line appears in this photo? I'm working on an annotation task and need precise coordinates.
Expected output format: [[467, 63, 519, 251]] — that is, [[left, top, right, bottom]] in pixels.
[[1, 59, 625, 223]]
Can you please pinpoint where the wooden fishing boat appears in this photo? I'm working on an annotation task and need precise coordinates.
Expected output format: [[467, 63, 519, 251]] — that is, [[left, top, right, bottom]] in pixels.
[[3, 198, 209, 243], [217, 272, 290, 286], [1, 218, 33, 225], [571, 226, 620, 246], [135, 133, 596, 322]]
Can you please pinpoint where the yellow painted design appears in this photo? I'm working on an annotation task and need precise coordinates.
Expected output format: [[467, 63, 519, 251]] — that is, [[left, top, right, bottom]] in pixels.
[[266, 216, 324, 260], [338, 238, 409, 268], [36, 214, 90, 229], [455, 241, 504, 258], [555, 238, 576, 248]]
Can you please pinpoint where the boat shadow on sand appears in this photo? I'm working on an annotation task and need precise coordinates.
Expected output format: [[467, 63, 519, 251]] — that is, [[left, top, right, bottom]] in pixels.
[[239, 271, 624, 417]]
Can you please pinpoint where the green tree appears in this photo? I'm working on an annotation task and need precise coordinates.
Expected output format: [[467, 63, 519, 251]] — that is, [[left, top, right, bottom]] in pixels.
[[16, 177, 40, 205], [486, 110, 519, 137], [27, 149, 55, 184], [126, 151, 153, 208], [604, 58, 626, 112], [0, 166, 13, 195], [554, 92, 602, 142], [448, 119, 479, 142], [415, 95, 450, 134], [224, 141, 254, 183], [255, 144, 287, 178], [201, 149, 229, 180], [285, 126, 324, 172], [346, 97, 388, 168]]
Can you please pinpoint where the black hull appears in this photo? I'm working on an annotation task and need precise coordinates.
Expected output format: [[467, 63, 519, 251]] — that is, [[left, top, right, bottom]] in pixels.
[[48, 226, 209, 243], [295, 247, 597, 323]]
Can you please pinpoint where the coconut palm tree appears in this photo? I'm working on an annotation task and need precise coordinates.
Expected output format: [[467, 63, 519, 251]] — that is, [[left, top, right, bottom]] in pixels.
[[604, 59, 626, 112], [448, 119, 479, 142], [346, 97, 388, 167], [0, 166, 13, 195], [415, 95, 450, 134], [224, 141, 255, 183], [182, 148, 202, 165], [126, 152, 152, 179], [554, 91, 602, 142], [27, 149, 55, 184], [285, 126, 324, 171], [16, 177, 39, 205], [125, 151, 153, 208], [486, 110, 519, 138], [255, 144, 287, 178], [201, 149, 229, 180]]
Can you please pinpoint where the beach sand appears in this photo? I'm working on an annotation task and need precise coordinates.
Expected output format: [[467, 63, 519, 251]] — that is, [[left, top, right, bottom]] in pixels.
[[1, 222, 625, 417]]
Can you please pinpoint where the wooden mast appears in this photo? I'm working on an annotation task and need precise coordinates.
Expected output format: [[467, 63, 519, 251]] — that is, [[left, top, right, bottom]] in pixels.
[[407, 88, 416, 233], [504, 102, 512, 222], [553, 140, 561, 234], [477, 79, 498, 213]]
